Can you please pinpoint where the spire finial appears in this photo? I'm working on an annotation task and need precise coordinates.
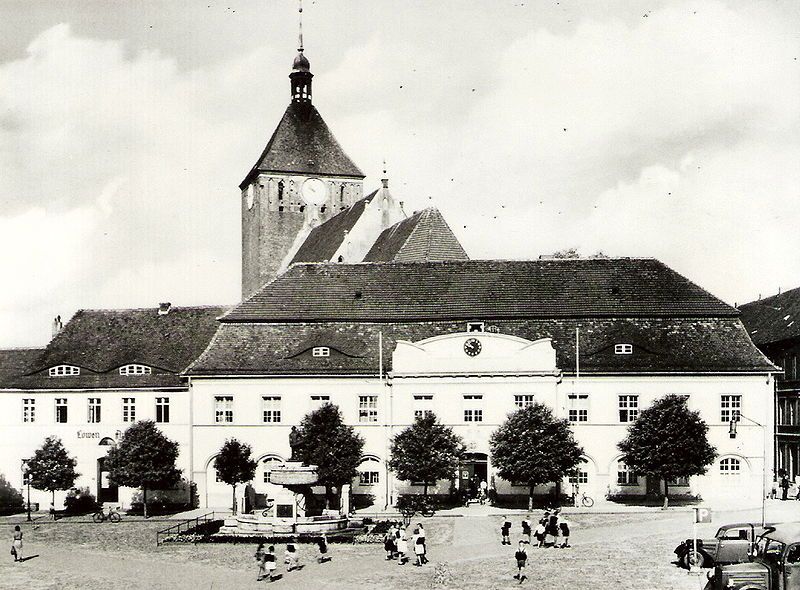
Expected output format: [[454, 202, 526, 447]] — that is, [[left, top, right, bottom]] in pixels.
[[298, 0, 304, 52], [381, 159, 389, 189]]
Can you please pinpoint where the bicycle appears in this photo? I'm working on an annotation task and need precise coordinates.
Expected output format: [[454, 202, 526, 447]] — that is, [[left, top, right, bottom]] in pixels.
[[92, 505, 122, 523], [571, 491, 594, 508]]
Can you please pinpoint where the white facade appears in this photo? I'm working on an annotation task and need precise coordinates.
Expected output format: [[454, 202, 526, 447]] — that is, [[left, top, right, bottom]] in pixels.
[[187, 330, 775, 509], [0, 387, 190, 509]]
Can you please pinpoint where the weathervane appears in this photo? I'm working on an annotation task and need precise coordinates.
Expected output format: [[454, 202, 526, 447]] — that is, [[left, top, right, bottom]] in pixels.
[[298, 0, 304, 52]]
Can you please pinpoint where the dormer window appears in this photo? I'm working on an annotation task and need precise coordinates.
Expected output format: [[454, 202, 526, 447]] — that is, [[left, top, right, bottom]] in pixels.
[[312, 347, 330, 357], [467, 321, 485, 333], [614, 344, 633, 355], [49, 365, 80, 377], [119, 364, 152, 376]]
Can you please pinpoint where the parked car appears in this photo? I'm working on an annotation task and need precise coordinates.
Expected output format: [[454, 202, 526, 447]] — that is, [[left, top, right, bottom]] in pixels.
[[706, 523, 800, 590], [674, 522, 772, 569]]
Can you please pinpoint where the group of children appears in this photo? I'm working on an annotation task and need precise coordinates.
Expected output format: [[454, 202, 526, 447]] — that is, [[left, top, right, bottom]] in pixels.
[[383, 522, 428, 566], [504, 509, 573, 583], [253, 533, 330, 582]]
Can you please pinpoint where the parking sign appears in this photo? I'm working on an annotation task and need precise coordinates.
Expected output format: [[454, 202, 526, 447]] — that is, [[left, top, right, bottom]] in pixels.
[[694, 507, 712, 523]]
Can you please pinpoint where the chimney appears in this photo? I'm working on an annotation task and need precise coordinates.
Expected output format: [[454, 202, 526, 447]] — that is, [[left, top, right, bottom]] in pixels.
[[51, 315, 63, 337], [158, 302, 172, 316]]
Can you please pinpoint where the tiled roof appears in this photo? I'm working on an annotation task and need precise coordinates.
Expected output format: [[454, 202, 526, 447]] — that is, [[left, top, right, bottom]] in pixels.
[[240, 103, 364, 188], [224, 258, 738, 323], [363, 208, 469, 263], [8, 305, 228, 390], [0, 348, 44, 388], [290, 191, 378, 264], [186, 317, 774, 376], [739, 287, 800, 345]]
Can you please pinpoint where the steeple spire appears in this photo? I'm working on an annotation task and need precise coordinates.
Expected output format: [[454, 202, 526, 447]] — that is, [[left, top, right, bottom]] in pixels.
[[290, 0, 313, 112]]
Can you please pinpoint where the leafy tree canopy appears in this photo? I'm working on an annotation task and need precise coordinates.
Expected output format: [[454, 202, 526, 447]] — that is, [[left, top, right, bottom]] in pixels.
[[388, 414, 466, 495], [213, 438, 257, 487], [617, 394, 717, 481], [105, 420, 181, 491], [294, 403, 364, 490], [25, 436, 78, 500], [490, 403, 584, 493]]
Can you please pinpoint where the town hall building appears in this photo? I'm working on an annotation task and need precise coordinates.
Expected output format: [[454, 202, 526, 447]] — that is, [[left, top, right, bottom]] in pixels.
[[0, 31, 777, 512]]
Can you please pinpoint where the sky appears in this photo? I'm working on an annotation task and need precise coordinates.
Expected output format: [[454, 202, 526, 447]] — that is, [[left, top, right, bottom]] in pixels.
[[0, 0, 798, 347]]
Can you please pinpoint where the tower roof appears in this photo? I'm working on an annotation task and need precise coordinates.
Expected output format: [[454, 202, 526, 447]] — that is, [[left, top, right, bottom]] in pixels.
[[240, 102, 364, 188]]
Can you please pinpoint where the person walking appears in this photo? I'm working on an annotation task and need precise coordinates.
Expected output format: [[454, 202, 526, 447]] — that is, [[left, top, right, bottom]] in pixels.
[[396, 532, 408, 565], [501, 518, 512, 545], [254, 543, 267, 581], [545, 509, 560, 547], [317, 533, 330, 563], [416, 523, 428, 564], [521, 516, 532, 544], [11, 526, 22, 562], [284, 543, 299, 572], [559, 516, 571, 548], [514, 540, 528, 582], [264, 546, 277, 582]]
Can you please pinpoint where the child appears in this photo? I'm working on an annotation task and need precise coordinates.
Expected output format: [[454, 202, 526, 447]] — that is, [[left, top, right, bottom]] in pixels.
[[417, 523, 427, 563], [264, 545, 277, 582], [534, 520, 546, 547], [384, 530, 396, 560], [501, 519, 512, 545], [559, 517, 571, 548], [396, 533, 408, 565], [521, 517, 532, 544], [11, 526, 22, 562], [284, 543, 299, 571], [317, 533, 330, 563], [413, 530, 425, 566], [254, 543, 267, 581], [514, 540, 528, 582], [545, 510, 560, 547]]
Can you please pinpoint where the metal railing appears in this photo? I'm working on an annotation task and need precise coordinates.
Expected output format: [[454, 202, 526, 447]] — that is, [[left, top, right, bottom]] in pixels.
[[156, 511, 217, 546]]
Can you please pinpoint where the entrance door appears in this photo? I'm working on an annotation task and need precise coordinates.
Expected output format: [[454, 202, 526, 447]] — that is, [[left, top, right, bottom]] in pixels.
[[97, 458, 118, 503], [460, 453, 488, 499]]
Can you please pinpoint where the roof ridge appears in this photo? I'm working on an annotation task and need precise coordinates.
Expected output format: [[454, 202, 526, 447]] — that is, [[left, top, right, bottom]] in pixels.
[[73, 304, 230, 313]]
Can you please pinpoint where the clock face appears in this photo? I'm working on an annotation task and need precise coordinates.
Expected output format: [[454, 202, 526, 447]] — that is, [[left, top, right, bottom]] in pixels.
[[464, 338, 482, 357], [301, 177, 328, 206]]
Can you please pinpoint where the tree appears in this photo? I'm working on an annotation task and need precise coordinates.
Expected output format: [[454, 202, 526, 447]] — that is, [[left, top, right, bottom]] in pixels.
[[294, 403, 364, 509], [213, 438, 257, 515], [104, 420, 181, 518], [388, 414, 466, 496], [617, 394, 717, 507], [25, 436, 79, 506], [0, 473, 24, 515], [490, 403, 584, 510]]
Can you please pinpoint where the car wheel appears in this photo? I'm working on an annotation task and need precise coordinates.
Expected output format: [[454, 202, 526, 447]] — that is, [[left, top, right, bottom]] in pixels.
[[686, 549, 706, 568]]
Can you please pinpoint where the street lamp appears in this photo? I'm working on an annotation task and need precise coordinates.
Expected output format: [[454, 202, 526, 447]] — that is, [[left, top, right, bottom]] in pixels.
[[729, 413, 767, 527], [20, 459, 31, 522]]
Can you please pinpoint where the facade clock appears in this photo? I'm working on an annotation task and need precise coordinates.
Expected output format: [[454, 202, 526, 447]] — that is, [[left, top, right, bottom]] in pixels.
[[301, 177, 328, 206], [464, 338, 482, 357]]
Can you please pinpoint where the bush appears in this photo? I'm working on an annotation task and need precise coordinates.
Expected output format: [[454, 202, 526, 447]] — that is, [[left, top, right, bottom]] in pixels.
[[64, 487, 98, 514], [0, 473, 24, 515]]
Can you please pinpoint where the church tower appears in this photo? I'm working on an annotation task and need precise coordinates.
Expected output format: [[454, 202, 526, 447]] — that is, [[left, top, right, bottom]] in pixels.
[[239, 6, 364, 299]]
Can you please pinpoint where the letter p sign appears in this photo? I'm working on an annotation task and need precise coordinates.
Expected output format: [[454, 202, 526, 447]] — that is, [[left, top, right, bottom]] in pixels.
[[694, 508, 712, 524]]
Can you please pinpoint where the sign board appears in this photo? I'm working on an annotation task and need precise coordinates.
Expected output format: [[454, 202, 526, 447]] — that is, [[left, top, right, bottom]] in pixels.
[[694, 507, 712, 524]]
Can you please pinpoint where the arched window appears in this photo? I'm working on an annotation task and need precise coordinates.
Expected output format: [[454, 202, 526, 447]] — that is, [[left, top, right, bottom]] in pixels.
[[119, 364, 152, 376], [261, 457, 284, 484], [720, 457, 741, 475], [49, 365, 80, 377], [616, 461, 638, 486], [357, 456, 380, 486]]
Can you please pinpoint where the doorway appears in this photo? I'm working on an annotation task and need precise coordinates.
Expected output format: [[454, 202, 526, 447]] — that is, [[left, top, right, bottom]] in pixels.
[[97, 457, 118, 503], [460, 453, 488, 499]]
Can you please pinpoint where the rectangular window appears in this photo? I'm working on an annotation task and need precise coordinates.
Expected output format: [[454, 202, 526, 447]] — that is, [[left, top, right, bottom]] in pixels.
[[312, 347, 330, 357], [310, 395, 330, 410], [262, 396, 282, 423], [568, 393, 589, 422], [720, 395, 742, 423], [156, 397, 170, 423], [88, 398, 101, 423], [55, 398, 68, 423], [463, 394, 484, 422], [669, 476, 690, 486], [568, 471, 588, 485], [617, 462, 638, 486], [359, 395, 378, 423], [614, 344, 633, 355], [413, 394, 434, 419], [514, 394, 535, 409], [618, 395, 639, 422], [214, 396, 234, 423], [359, 471, 380, 485], [22, 399, 35, 423], [122, 397, 136, 423]]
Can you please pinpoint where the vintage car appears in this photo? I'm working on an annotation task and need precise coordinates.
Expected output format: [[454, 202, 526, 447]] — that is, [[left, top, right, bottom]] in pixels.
[[675, 522, 772, 569], [707, 523, 800, 590]]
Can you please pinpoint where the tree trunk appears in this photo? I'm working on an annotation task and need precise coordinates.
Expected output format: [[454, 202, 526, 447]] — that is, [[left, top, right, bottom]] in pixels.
[[529, 485, 534, 511], [232, 484, 237, 515], [325, 486, 331, 510], [663, 478, 670, 509], [143, 485, 148, 519]]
